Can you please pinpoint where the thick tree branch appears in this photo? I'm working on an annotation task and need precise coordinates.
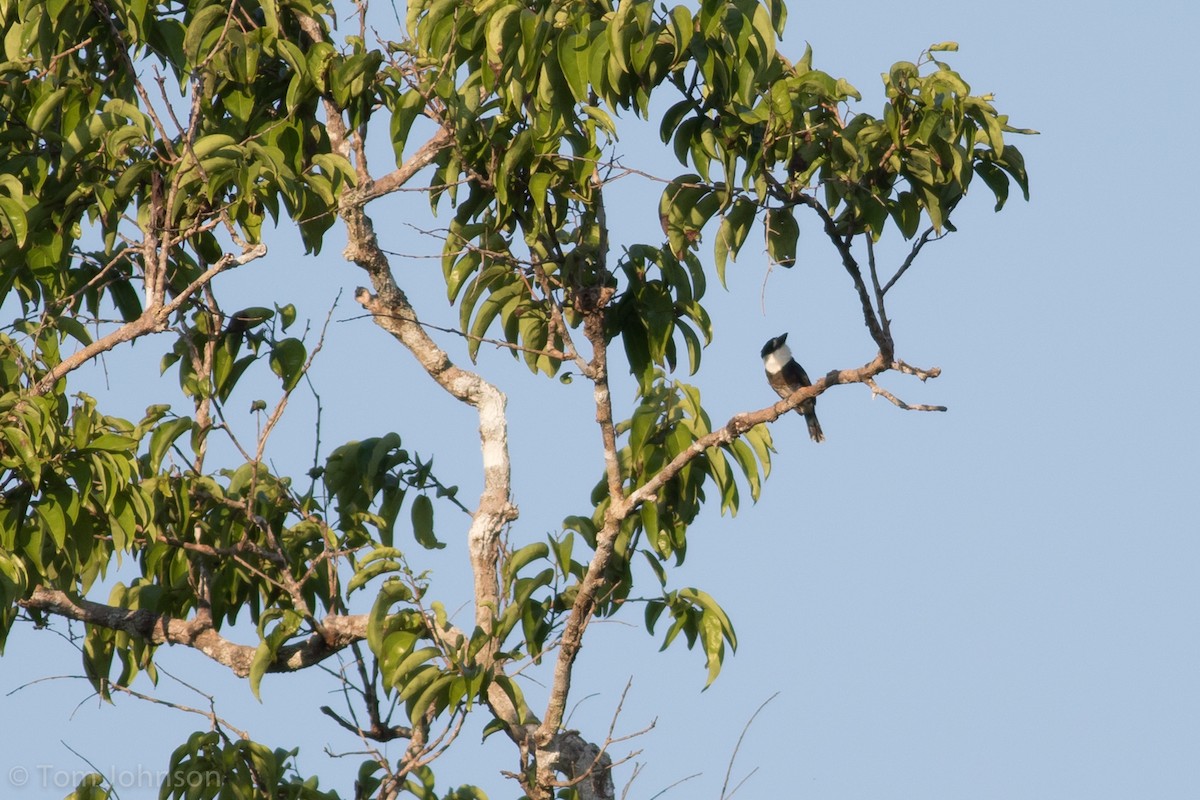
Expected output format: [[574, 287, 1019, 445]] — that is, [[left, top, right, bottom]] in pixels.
[[343, 189, 515, 666], [539, 222, 623, 755], [358, 127, 454, 202], [303, 11, 533, 772], [582, 301, 624, 507], [20, 587, 363, 676], [314, 64, 514, 654], [352, 278, 518, 647]]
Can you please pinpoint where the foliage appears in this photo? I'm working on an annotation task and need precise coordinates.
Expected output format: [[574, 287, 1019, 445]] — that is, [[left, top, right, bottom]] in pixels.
[[0, 0, 1031, 797]]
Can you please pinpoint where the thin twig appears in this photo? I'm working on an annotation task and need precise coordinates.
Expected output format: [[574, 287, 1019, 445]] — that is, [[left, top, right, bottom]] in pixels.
[[790, 193, 890, 356], [619, 762, 645, 800], [349, 307, 571, 362], [108, 682, 250, 740], [881, 227, 941, 296], [6, 673, 81, 696], [719, 692, 778, 800], [865, 234, 892, 345], [550, 677, 655, 790], [60, 741, 120, 800], [645, 772, 702, 800]]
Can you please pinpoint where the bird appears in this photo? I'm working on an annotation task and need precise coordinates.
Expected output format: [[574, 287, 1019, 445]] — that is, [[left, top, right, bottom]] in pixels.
[[761, 332, 824, 442]]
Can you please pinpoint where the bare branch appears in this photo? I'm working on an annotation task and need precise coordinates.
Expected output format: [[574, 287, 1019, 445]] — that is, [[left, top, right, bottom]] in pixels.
[[881, 227, 941, 296], [320, 705, 413, 742], [109, 681, 250, 740], [720, 692, 777, 800], [892, 359, 942, 381], [864, 378, 947, 412], [544, 678, 651, 794], [29, 244, 267, 396], [865, 234, 893, 346], [19, 587, 364, 677], [539, 287, 622, 744], [359, 127, 454, 202], [60, 740, 119, 796], [644, 772, 703, 800], [352, 285, 519, 642], [350, 307, 571, 362], [791, 194, 891, 357]]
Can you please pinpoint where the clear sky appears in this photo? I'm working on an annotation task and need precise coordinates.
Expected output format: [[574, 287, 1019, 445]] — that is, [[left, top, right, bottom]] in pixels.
[[2, 0, 1197, 798]]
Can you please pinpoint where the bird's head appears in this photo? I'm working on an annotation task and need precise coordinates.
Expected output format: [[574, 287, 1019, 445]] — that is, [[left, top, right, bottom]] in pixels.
[[760, 332, 789, 360]]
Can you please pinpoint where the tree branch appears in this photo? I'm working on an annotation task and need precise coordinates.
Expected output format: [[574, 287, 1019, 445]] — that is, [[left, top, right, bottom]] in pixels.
[[622, 354, 891, 514], [300, 12, 536, 776], [865, 234, 893, 346], [320, 704, 413, 742], [791, 194, 891, 358], [30, 244, 267, 396], [864, 378, 947, 412], [881, 227, 940, 296], [322, 104, 515, 663], [352, 283, 518, 644], [358, 127, 454, 202], [19, 587, 363, 677]]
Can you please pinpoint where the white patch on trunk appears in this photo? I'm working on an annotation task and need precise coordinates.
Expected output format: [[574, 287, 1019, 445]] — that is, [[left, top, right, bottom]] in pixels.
[[762, 343, 793, 374]]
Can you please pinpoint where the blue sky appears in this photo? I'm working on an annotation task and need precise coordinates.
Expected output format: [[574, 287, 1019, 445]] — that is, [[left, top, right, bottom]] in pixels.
[[2, 0, 1198, 798]]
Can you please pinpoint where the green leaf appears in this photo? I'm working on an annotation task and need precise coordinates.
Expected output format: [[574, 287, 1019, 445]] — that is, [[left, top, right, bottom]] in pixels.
[[557, 32, 590, 104], [184, 5, 230, 68], [659, 99, 694, 145], [765, 208, 799, 266], [699, 610, 725, 687], [975, 160, 1010, 211], [37, 495, 67, 549], [504, 541, 549, 586], [581, 105, 618, 140], [274, 303, 297, 331], [713, 197, 756, 285], [268, 338, 306, 391], [387, 646, 441, 689], [411, 494, 443, 549], [889, 191, 922, 239], [390, 90, 425, 162], [0, 197, 29, 247], [491, 675, 528, 724], [347, 559, 402, 594], [148, 417, 193, 472], [27, 85, 69, 134], [408, 672, 455, 726], [550, 532, 576, 578]]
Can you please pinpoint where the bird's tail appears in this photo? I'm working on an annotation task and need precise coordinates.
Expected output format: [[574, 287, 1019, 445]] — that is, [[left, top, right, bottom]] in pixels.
[[805, 412, 825, 443]]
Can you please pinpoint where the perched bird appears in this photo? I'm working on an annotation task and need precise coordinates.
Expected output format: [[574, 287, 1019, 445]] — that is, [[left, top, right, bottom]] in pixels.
[[761, 332, 824, 443]]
